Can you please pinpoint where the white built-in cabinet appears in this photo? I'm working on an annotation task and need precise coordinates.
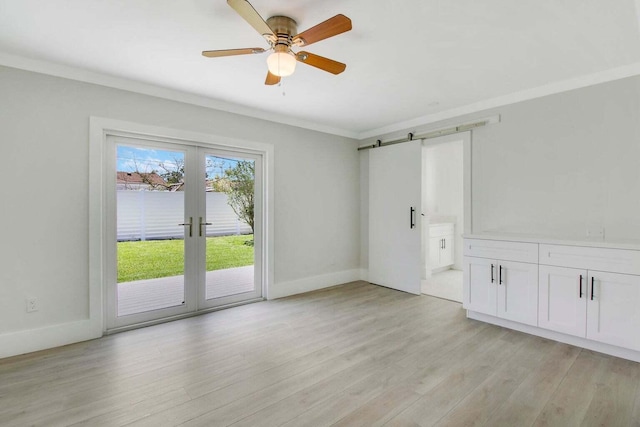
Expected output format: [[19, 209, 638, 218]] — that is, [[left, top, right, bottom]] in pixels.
[[428, 223, 454, 271], [463, 239, 538, 326], [464, 236, 640, 361], [538, 244, 640, 351]]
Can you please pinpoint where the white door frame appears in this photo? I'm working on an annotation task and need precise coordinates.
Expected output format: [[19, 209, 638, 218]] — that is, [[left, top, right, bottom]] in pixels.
[[89, 117, 274, 334]]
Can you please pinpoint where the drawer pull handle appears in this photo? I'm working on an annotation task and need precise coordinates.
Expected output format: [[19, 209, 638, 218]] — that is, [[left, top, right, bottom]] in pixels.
[[591, 277, 595, 301], [579, 275, 583, 298]]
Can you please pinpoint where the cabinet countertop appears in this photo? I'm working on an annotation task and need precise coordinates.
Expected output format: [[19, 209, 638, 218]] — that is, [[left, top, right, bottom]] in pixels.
[[463, 233, 640, 251]]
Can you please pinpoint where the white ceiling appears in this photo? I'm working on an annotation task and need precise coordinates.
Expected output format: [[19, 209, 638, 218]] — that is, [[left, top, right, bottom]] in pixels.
[[1, 0, 640, 139]]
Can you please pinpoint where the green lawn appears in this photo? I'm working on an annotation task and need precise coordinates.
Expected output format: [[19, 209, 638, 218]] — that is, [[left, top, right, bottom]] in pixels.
[[118, 234, 254, 283]]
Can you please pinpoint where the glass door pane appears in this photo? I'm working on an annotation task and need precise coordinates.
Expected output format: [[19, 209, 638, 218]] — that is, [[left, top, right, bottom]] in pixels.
[[116, 144, 187, 317], [202, 153, 259, 303]]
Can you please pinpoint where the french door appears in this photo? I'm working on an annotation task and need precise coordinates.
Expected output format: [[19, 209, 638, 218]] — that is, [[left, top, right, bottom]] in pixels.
[[106, 135, 263, 330]]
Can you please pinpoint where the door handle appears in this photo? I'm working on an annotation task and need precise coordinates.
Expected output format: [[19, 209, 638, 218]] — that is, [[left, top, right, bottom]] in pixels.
[[591, 276, 595, 301], [179, 217, 193, 237], [410, 207, 416, 229], [443, 239, 446, 249], [499, 265, 503, 284], [199, 217, 213, 237], [491, 264, 494, 283]]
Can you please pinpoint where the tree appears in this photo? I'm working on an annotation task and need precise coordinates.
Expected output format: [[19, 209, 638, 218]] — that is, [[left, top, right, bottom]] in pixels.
[[158, 156, 185, 186], [212, 161, 255, 234]]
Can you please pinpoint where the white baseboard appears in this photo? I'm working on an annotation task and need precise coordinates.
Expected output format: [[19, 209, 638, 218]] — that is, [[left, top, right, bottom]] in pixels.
[[2, 268, 362, 358], [467, 311, 640, 363], [268, 268, 362, 300], [0, 319, 101, 359]]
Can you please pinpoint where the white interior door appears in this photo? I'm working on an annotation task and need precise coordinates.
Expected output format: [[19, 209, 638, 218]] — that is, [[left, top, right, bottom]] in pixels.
[[368, 140, 422, 294]]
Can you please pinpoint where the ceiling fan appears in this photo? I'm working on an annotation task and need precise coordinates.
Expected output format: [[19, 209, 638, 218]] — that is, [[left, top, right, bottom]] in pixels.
[[202, 0, 352, 85]]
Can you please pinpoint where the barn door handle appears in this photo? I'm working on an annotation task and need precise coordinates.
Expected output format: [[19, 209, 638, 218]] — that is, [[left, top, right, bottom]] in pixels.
[[410, 207, 416, 229], [199, 217, 213, 237], [179, 217, 193, 237]]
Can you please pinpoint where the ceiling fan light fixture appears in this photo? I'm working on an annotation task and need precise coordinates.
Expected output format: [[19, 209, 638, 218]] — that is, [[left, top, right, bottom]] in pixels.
[[267, 50, 296, 77]]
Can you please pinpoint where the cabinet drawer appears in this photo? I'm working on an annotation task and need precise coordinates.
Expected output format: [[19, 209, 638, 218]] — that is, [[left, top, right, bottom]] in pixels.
[[429, 223, 454, 237], [539, 244, 640, 275], [464, 238, 538, 263]]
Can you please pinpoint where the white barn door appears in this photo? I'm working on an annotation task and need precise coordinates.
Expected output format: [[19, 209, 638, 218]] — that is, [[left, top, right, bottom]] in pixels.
[[368, 140, 422, 295]]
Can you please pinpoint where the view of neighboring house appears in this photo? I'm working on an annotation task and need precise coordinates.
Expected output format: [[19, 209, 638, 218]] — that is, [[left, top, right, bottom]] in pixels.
[[116, 171, 167, 191]]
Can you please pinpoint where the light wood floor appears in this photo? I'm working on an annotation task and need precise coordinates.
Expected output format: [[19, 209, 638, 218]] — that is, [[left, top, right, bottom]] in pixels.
[[2, 281, 640, 426]]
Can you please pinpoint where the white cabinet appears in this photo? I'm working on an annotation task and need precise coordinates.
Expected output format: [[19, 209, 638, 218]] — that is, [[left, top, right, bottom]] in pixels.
[[464, 256, 495, 315], [587, 271, 640, 350], [428, 223, 454, 271], [538, 265, 587, 337], [539, 266, 640, 351], [497, 260, 539, 326], [465, 237, 640, 361], [463, 239, 539, 326]]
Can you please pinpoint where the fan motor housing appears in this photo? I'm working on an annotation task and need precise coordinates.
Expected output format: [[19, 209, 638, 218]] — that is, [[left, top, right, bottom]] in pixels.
[[266, 16, 297, 46]]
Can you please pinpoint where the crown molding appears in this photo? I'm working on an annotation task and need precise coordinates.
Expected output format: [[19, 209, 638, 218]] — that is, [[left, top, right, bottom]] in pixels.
[[3, 52, 640, 142], [0, 52, 359, 139], [357, 61, 640, 140]]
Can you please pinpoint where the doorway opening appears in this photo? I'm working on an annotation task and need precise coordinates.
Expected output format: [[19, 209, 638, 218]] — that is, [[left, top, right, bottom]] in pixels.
[[421, 134, 466, 302]]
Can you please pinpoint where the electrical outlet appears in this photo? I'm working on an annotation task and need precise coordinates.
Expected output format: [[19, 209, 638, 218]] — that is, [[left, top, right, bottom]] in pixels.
[[586, 227, 605, 239], [26, 298, 38, 313]]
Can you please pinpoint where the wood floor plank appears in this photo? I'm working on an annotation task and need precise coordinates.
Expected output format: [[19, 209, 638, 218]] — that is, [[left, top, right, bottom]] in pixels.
[[532, 350, 608, 426], [484, 341, 581, 426], [580, 356, 640, 427], [0, 282, 639, 427]]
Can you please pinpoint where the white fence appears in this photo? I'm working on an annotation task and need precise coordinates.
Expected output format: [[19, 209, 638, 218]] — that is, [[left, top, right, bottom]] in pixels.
[[117, 191, 252, 241]]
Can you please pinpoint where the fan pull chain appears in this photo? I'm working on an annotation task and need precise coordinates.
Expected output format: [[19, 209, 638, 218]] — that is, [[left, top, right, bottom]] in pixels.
[[279, 79, 285, 96]]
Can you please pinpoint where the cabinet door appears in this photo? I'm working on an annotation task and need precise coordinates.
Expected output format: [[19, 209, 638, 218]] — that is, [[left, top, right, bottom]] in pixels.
[[463, 256, 496, 315], [440, 235, 454, 267], [538, 265, 587, 337], [428, 237, 442, 269], [496, 261, 538, 326], [587, 271, 640, 351]]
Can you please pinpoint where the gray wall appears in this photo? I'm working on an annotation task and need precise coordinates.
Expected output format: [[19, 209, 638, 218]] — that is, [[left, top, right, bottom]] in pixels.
[[361, 75, 640, 269], [0, 65, 360, 335]]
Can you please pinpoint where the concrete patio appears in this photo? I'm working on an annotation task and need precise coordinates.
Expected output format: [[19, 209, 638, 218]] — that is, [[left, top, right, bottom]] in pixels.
[[117, 265, 255, 316]]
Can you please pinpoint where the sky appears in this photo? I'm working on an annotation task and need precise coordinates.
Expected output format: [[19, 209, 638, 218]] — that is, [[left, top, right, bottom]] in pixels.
[[116, 145, 248, 180]]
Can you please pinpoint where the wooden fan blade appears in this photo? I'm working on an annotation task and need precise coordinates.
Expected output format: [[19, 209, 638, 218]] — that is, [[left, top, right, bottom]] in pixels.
[[293, 14, 352, 47], [265, 71, 281, 85], [202, 47, 265, 58], [296, 51, 346, 75], [227, 0, 275, 38]]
